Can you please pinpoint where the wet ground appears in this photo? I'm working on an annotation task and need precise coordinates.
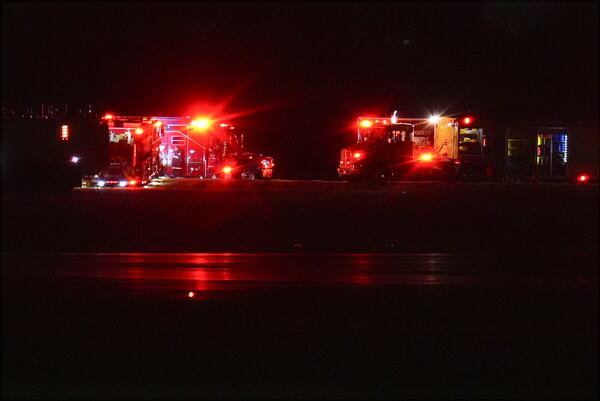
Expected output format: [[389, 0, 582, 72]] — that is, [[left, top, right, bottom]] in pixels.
[[2, 252, 598, 399], [2, 180, 598, 398]]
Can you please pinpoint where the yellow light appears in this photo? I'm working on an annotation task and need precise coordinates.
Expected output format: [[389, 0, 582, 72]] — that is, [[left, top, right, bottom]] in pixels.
[[360, 120, 372, 128], [61, 125, 69, 140], [419, 152, 434, 162], [223, 166, 233, 174], [191, 118, 211, 130]]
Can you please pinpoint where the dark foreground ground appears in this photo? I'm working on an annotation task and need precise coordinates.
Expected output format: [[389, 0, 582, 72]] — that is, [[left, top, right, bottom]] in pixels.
[[2, 180, 598, 399], [2, 179, 599, 253]]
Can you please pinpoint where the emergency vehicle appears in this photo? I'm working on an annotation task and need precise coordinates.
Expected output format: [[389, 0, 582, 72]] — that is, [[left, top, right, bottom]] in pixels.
[[156, 116, 274, 179], [338, 112, 489, 182], [430, 115, 488, 180], [338, 115, 418, 182], [101, 114, 162, 185]]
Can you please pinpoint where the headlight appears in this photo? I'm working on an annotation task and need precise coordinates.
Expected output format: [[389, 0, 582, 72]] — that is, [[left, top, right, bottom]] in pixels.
[[119, 181, 128, 187], [97, 180, 106, 187]]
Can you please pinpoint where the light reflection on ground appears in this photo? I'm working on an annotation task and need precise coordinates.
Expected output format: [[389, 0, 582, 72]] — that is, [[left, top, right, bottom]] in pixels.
[[2, 252, 596, 300]]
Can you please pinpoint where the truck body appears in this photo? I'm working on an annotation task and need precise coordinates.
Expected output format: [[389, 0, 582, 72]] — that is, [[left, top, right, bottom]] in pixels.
[[433, 116, 488, 180], [104, 115, 162, 184], [155, 116, 274, 179]]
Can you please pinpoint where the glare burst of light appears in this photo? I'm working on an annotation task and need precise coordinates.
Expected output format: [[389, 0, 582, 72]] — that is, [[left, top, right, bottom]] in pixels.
[[191, 118, 211, 130], [419, 153, 434, 162], [428, 115, 440, 124]]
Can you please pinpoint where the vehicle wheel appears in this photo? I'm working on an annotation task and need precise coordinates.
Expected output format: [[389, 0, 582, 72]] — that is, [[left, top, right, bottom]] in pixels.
[[241, 171, 256, 180]]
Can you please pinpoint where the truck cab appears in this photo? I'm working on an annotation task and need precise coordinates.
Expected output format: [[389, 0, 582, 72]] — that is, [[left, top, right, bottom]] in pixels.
[[338, 117, 415, 183]]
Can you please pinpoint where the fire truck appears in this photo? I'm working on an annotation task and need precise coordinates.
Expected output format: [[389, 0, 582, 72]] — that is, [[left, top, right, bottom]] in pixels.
[[157, 116, 274, 179], [430, 115, 488, 180], [338, 113, 489, 182], [102, 115, 162, 185], [338, 115, 419, 183]]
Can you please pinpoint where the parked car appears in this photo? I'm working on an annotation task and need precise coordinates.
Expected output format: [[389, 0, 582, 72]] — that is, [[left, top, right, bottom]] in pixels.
[[81, 163, 143, 188]]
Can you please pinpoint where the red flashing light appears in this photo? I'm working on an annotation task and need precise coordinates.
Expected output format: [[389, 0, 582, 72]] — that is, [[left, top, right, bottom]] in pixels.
[[360, 120, 372, 128], [353, 152, 362, 159], [135, 128, 144, 135], [223, 166, 233, 174], [129, 180, 138, 186], [578, 174, 589, 183], [462, 116, 473, 125], [103, 114, 113, 120], [188, 291, 195, 298]]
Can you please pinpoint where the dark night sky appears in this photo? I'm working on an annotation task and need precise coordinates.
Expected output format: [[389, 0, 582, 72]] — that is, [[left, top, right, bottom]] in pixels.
[[2, 1, 598, 178]]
